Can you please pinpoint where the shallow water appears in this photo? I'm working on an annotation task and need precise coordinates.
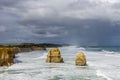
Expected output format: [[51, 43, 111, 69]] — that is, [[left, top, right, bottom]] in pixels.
[[0, 46, 120, 80]]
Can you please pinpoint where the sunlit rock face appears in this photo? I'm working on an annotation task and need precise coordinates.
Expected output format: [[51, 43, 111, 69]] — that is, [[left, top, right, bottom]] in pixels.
[[75, 52, 87, 66], [0, 47, 15, 66], [46, 48, 64, 63]]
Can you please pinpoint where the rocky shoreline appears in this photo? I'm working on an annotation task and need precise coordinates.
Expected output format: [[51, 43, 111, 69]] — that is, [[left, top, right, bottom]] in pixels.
[[0, 43, 87, 67], [0, 43, 68, 67]]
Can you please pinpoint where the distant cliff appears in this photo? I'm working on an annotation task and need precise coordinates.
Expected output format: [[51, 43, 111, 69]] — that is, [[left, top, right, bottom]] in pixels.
[[0, 43, 69, 53], [2, 43, 69, 48]]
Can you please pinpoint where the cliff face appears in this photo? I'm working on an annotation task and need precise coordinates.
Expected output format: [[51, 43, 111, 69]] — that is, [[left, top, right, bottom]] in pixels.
[[13, 47, 32, 53], [13, 46, 46, 54], [75, 52, 87, 66], [46, 48, 64, 63], [0, 47, 15, 66], [0, 46, 46, 67], [31, 46, 46, 51]]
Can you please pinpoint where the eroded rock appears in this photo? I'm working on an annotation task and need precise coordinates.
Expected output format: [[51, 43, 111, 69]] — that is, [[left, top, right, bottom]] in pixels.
[[75, 52, 87, 66], [46, 48, 64, 63], [0, 47, 15, 66]]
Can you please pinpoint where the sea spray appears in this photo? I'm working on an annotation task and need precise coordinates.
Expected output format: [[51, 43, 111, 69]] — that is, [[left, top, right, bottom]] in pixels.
[[96, 70, 112, 80]]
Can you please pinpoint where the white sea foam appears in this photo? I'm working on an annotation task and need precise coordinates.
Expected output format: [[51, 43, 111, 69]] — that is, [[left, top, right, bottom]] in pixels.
[[34, 52, 47, 60], [86, 50, 120, 80], [96, 70, 112, 80], [40, 52, 47, 59], [102, 50, 115, 54]]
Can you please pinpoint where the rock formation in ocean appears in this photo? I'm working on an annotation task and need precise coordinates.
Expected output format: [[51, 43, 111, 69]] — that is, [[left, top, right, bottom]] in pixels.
[[46, 48, 64, 63], [0, 47, 15, 66], [75, 52, 87, 66]]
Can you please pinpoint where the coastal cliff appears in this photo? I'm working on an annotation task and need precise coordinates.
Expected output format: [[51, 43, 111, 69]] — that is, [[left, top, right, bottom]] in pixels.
[[0, 47, 15, 66], [0, 43, 46, 67]]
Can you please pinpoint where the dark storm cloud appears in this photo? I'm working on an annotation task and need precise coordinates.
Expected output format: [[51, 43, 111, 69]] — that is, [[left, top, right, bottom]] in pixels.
[[0, 0, 18, 7], [0, 0, 120, 45]]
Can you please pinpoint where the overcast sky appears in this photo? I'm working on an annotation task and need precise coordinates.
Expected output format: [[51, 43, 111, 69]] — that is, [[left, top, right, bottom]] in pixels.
[[0, 0, 120, 46]]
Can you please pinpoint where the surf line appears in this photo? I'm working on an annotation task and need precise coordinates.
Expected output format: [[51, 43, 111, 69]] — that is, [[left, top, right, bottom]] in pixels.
[[96, 70, 112, 80]]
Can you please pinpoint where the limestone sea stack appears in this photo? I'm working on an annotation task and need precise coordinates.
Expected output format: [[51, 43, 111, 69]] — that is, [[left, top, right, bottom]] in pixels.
[[46, 48, 64, 63], [0, 47, 15, 66], [75, 52, 87, 66]]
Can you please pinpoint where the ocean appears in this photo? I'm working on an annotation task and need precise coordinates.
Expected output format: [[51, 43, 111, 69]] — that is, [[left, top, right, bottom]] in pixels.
[[0, 46, 120, 80]]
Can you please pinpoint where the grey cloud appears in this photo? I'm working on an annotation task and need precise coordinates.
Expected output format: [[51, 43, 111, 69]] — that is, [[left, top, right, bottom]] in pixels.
[[0, 25, 6, 32], [0, 0, 120, 45], [0, 0, 19, 7]]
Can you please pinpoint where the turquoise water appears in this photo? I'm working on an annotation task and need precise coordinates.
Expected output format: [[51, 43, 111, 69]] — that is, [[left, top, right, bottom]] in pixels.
[[82, 46, 120, 52], [0, 46, 120, 80]]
